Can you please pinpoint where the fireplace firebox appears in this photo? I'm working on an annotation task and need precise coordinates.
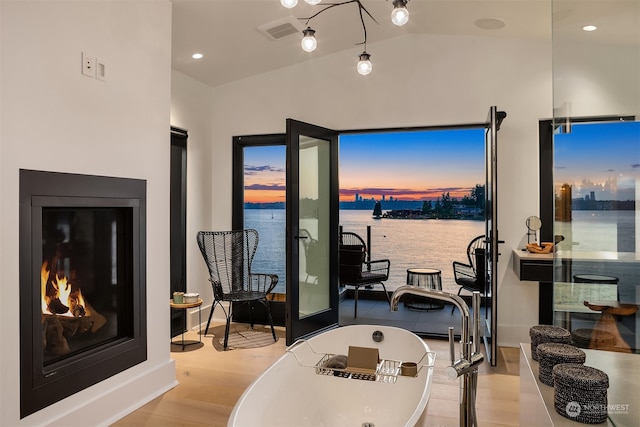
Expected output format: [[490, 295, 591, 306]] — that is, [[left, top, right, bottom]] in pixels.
[[19, 169, 147, 418]]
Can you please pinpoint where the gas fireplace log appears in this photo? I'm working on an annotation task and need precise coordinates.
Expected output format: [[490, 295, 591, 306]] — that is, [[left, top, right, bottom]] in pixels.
[[42, 315, 70, 355], [48, 297, 69, 315], [84, 302, 107, 333], [58, 316, 93, 338]]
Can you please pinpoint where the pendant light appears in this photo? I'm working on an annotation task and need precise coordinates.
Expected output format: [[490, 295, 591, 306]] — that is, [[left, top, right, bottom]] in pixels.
[[391, 0, 409, 26], [304, 0, 322, 4], [357, 52, 372, 76], [301, 27, 317, 52], [280, 0, 298, 8]]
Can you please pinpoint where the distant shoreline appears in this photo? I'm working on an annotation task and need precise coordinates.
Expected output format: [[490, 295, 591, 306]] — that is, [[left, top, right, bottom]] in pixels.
[[245, 202, 634, 211]]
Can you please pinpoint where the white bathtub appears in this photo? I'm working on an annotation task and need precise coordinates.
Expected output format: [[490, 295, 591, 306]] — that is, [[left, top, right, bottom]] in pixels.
[[228, 325, 435, 427]]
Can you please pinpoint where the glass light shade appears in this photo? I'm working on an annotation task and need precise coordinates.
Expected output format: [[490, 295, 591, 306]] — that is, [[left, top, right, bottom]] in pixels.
[[301, 28, 317, 52], [357, 52, 372, 76], [280, 0, 298, 8], [391, 6, 409, 26], [305, 0, 322, 4]]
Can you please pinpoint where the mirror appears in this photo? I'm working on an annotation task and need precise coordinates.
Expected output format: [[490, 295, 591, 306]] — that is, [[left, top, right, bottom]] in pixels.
[[526, 215, 542, 244]]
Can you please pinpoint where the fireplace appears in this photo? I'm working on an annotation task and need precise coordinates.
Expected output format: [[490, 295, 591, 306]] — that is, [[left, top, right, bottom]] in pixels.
[[19, 169, 147, 418]]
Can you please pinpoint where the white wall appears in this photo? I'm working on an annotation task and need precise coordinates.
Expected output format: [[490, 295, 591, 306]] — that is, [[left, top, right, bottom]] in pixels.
[[170, 71, 216, 326], [183, 33, 554, 346], [0, 2, 175, 425]]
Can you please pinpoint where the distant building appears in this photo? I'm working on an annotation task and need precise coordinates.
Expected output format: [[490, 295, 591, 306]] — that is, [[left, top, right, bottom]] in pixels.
[[355, 193, 359, 202], [591, 191, 596, 201]]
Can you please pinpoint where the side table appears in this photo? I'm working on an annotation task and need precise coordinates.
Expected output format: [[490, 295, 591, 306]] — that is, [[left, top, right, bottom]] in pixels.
[[405, 268, 444, 311], [170, 298, 203, 350]]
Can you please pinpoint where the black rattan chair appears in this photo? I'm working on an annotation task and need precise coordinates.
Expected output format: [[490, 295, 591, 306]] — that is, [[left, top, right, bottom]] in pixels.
[[197, 229, 278, 350], [451, 235, 486, 313], [339, 231, 391, 318]]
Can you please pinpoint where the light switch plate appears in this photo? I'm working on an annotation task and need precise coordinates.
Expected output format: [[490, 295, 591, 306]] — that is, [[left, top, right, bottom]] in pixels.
[[82, 52, 95, 78]]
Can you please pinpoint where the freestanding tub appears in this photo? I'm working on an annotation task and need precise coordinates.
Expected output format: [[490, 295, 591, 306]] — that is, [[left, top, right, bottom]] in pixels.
[[228, 325, 435, 427]]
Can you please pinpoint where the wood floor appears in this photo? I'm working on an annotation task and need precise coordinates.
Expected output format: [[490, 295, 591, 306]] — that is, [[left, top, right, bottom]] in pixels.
[[112, 324, 520, 427]]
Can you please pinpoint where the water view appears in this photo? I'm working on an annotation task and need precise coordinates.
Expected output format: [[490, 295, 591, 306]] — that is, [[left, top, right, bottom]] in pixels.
[[246, 209, 484, 295]]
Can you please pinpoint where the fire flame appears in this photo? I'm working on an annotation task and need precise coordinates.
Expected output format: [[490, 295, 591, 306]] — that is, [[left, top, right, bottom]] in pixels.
[[41, 261, 87, 317]]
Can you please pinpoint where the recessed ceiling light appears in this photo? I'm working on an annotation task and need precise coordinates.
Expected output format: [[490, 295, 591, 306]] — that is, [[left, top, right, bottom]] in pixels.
[[192, 53, 204, 59], [582, 25, 597, 32], [474, 18, 506, 30]]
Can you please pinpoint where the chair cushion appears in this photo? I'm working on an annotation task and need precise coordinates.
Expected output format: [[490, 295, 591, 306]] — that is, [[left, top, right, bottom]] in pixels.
[[359, 271, 387, 283], [457, 276, 483, 292], [340, 245, 365, 265], [222, 290, 268, 302]]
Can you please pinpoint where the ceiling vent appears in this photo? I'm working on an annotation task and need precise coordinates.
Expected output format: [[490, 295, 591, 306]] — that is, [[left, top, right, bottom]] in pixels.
[[257, 16, 303, 41]]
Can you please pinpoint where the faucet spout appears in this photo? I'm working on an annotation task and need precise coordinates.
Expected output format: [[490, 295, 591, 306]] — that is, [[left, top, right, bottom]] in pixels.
[[391, 285, 471, 357], [390, 285, 483, 427]]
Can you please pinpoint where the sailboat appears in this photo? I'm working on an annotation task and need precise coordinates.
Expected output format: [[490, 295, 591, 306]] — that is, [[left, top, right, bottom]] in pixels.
[[372, 201, 382, 219]]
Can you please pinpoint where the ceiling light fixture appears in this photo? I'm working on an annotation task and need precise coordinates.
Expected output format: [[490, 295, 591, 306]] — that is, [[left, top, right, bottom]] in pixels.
[[281, 0, 410, 75], [281, 0, 298, 8], [301, 27, 317, 52], [192, 53, 204, 59], [391, 0, 409, 26], [582, 25, 597, 32], [357, 51, 372, 75]]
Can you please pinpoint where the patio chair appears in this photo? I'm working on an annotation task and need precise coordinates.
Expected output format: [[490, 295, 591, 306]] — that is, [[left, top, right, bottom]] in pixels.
[[339, 231, 391, 318], [196, 229, 278, 350], [451, 235, 486, 313], [299, 228, 321, 284]]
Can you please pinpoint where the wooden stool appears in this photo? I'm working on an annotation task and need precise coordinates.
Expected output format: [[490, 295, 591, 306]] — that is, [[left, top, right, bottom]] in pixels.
[[583, 301, 637, 353]]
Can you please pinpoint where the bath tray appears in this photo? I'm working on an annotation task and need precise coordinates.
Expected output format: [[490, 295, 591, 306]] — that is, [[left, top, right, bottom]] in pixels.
[[314, 354, 401, 383], [286, 339, 436, 384]]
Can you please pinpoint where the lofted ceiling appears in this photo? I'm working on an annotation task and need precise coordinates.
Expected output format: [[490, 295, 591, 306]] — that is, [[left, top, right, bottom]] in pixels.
[[171, 0, 639, 88]]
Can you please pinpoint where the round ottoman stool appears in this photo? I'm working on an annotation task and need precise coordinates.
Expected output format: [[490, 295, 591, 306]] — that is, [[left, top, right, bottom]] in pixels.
[[553, 363, 609, 424], [537, 343, 585, 386], [529, 325, 571, 361]]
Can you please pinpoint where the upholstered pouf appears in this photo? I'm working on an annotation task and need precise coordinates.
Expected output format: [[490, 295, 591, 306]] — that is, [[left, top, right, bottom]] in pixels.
[[537, 343, 586, 386], [553, 363, 609, 424], [529, 325, 571, 361], [571, 328, 616, 349]]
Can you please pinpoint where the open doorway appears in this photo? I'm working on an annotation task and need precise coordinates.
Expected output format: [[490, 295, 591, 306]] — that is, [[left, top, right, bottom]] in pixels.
[[337, 127, 486, 337], [233, 125, 487, 337]]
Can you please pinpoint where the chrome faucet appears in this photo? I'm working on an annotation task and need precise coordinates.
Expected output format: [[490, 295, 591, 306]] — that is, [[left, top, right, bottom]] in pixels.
[[390, 286, 484, 427]]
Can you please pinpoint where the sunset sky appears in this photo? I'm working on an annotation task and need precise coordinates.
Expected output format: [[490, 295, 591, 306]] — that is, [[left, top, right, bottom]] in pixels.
[[243, 127, 485, 204], [554, 121, 640, 201], [243, 121, 640, 204]]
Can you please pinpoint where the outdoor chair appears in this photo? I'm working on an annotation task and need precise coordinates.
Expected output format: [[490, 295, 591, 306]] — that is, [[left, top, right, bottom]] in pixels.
[[452, 235, 486, 313], [299, 228, 321, 284], [339, 231, 391, 318], [196, 229, 278, 350]]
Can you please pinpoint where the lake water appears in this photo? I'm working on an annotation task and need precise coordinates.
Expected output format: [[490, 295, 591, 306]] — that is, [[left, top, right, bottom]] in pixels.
[[246, 209, 484, 294], [247, 209, 637, 294]]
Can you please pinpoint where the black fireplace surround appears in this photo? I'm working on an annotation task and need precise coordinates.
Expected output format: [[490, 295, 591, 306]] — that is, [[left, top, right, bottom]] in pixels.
[[19, 169, 147, 418]]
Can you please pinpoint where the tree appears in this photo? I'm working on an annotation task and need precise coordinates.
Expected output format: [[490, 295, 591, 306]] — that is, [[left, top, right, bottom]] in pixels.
[[421, 200, 433, 215]]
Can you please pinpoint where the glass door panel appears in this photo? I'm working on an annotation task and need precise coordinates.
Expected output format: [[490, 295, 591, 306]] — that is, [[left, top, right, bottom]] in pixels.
[[286, 119, 339, 345], [553, 120, 640, 353], [298, 136, 331, 317], [242, 145, 287, 296]]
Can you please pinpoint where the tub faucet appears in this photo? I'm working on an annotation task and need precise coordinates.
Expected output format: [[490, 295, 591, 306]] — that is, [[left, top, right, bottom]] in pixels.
[[390, 286, 484, 427]]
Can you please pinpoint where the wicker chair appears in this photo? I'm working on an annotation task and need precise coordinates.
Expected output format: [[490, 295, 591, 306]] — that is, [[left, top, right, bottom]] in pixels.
[[339, 231, 391, 318], [451, 235, 486, 313], [196, 230, 278, 350]]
